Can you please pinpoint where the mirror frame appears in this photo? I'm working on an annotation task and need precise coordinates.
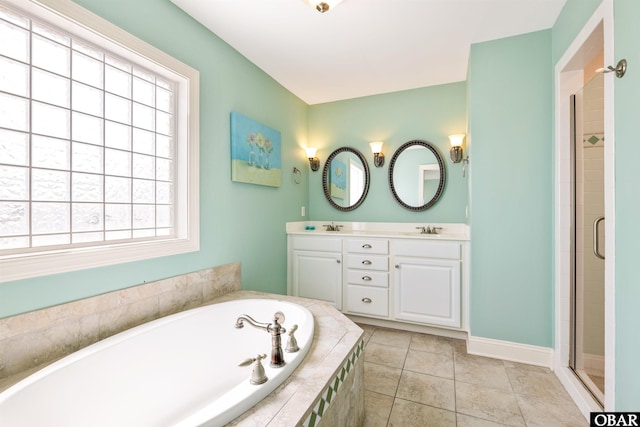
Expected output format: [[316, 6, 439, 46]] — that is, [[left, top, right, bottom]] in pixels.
[[322, 147, 371, 212], [388, 140, 446, 211]]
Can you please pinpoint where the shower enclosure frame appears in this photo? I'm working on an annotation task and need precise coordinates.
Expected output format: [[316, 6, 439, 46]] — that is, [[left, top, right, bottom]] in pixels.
[[553, 0, 615, 416]]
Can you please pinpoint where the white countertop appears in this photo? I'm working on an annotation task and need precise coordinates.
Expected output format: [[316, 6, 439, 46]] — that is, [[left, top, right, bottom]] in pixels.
[[286, 221, 470, 241]]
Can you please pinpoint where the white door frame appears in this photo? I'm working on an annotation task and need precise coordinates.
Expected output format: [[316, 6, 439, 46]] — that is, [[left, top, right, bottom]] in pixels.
[[554, 0, 615, 414]]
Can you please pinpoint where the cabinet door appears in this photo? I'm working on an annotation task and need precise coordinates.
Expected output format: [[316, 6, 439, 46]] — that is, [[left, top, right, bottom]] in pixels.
[[393, 257, 460, 328], [293, 250, 342, 309]]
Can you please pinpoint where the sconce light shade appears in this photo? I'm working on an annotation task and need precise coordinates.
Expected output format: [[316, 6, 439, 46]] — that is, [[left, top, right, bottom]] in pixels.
[[369, 141, 385, 167], [305, 147, 320, 171], [448, 134, 465, 163], [303, 0, 343, 13]]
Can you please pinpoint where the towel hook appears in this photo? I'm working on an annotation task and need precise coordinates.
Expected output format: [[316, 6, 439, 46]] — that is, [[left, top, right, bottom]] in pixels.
[[597, 59, 627, 78]]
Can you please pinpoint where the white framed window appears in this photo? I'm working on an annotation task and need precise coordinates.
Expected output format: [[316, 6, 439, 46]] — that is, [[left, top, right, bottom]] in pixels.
[[0, 0, 199, 282]]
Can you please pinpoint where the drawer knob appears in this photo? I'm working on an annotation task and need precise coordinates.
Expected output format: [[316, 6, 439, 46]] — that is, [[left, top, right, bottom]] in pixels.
[[362, 297, 372, 303], [395, 264, 400, 269], [337, 259, 341, 264], [362, 244, 372, 249], [362, 260, 372, 265], [362, 276, 372, 281]]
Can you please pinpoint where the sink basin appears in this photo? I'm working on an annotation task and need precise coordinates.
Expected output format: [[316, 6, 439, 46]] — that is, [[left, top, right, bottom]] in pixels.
[[400, 232, 442, 237]]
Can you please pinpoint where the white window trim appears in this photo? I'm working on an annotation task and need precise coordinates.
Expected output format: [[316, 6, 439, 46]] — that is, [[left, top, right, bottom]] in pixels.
[[0, 0, 200, 282]]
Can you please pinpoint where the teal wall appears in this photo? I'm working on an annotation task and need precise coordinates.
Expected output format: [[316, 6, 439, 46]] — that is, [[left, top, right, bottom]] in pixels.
[[551, 0, 603, 64], [307, 83, 468, 223], [0, 0, 309, 318], [612, 0, 640, 411], [467, 30, 553, 347]]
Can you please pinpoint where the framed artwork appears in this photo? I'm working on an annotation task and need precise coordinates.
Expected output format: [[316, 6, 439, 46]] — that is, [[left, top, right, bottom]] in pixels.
[[230, 112, 282, 187], [329, 158, 346, 199]]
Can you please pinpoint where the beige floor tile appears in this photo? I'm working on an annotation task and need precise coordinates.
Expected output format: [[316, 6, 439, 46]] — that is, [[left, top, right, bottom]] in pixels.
[[388, 398, 456, 427], [369, 327, 412, 349], [358, 323, 377, 344], [396, 370, 455, 411], [457, 413, 510, 426], [456, 381, 525, 426], [452, 337, 468, 354], [409, 333, 455, 355], [361, 329, 586, 427], [404, 348, 454, 379], [365, 341, 408, 369], [506, 363, 572, 401], [364, 390, 394, 427], [454, 353, 512, 391], [364, 361, 402, 396], [516, 393, 588, 426]]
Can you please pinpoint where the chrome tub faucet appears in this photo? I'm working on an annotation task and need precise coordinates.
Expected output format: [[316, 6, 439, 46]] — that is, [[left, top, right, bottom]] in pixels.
[[235, 311, 287, 368]]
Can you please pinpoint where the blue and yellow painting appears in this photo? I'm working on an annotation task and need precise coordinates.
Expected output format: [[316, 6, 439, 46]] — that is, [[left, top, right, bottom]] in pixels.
[[330, 158, 346, 199], [231, 112, 282, 187]]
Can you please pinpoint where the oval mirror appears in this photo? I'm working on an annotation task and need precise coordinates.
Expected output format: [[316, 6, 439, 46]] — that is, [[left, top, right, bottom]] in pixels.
[[322, 147, 370, 211], [388, 140, 445, 211]]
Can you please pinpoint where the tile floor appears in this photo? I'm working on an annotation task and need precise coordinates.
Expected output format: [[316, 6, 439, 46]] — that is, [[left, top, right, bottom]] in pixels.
[[359, 324, 589, 427]]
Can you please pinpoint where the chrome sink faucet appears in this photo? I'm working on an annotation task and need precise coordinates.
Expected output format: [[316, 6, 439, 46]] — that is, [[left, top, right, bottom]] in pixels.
[[416, 226, 443, 234], [235, 311, 287, 368], [323, 222, 343, 231]]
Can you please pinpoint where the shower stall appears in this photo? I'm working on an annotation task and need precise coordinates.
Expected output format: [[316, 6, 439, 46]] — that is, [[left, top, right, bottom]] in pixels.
[[570, 61, 605, 406]]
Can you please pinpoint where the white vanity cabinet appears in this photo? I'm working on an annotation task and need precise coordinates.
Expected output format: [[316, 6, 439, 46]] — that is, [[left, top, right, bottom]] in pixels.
[[290, 236, 343, 309], [344, 239, 389, 317], [392, 240, 462, 328], [287, 222, 468, 332]]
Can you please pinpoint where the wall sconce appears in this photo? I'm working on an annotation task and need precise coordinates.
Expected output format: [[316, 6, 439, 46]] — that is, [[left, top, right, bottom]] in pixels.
[[305, 147, 320, 171], [448, 134, 465, 163], [369, 142, 385, 167]]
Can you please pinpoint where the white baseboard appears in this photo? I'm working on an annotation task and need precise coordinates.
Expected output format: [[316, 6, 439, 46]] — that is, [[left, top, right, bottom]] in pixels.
[[467, 336, 554, 369]]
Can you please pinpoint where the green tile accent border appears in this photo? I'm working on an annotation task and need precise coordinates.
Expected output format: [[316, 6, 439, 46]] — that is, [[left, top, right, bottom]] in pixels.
[[583, 132, 604, 146], [303, 339, 365, 427]]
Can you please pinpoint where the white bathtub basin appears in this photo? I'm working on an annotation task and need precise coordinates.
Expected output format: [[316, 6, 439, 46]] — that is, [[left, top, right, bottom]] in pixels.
[[0, 298, 314, 427]]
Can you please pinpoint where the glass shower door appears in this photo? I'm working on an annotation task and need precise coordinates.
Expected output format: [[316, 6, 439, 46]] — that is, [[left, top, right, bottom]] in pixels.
[[570, 72, 605, 406]]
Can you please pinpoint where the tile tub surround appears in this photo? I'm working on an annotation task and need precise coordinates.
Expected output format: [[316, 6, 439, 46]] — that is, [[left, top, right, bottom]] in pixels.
[[0, 286, 365, 427], [0, 262, 241, 388], [223, 291, 365, 426]]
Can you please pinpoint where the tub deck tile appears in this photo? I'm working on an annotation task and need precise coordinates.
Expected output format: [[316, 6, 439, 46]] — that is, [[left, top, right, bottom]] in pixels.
[[223, 291, 364, 427]]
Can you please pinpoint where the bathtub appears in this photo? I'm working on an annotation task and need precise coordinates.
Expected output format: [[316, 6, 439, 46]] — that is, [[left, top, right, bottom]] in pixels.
[[0, 298, 314, 427]]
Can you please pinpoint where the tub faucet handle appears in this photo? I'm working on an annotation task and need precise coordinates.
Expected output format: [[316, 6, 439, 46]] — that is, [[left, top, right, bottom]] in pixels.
[[238, 354, 268, 385], [285, 324, 300, 353]]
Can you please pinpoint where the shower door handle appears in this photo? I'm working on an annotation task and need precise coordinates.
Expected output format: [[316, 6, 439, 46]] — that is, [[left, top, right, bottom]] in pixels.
[[593, 216, 605, 260]]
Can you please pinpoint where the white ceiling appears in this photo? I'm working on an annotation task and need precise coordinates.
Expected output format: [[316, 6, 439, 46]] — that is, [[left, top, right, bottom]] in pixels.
[[170, 0, 567, 105]]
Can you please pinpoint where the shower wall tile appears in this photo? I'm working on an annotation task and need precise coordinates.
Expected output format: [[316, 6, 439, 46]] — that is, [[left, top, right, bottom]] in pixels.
[[0, 262, 241, 388]]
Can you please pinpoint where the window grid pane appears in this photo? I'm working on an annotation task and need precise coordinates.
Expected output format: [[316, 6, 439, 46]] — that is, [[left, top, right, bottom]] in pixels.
[[0, 5, 176, 253]]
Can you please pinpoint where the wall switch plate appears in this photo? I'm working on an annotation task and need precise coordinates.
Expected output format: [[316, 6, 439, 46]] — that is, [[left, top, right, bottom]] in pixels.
[[301, 206, 306, 217]]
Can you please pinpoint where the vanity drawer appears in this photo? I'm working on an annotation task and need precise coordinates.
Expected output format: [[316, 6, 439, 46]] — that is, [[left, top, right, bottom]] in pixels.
[[347, 254, 388, 271], [346, 239, 388, 255], [292, 236, 342, 252], [347, 270, 388, 287], [346, 285, 388, 317], [393, 240, 461, 260]]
